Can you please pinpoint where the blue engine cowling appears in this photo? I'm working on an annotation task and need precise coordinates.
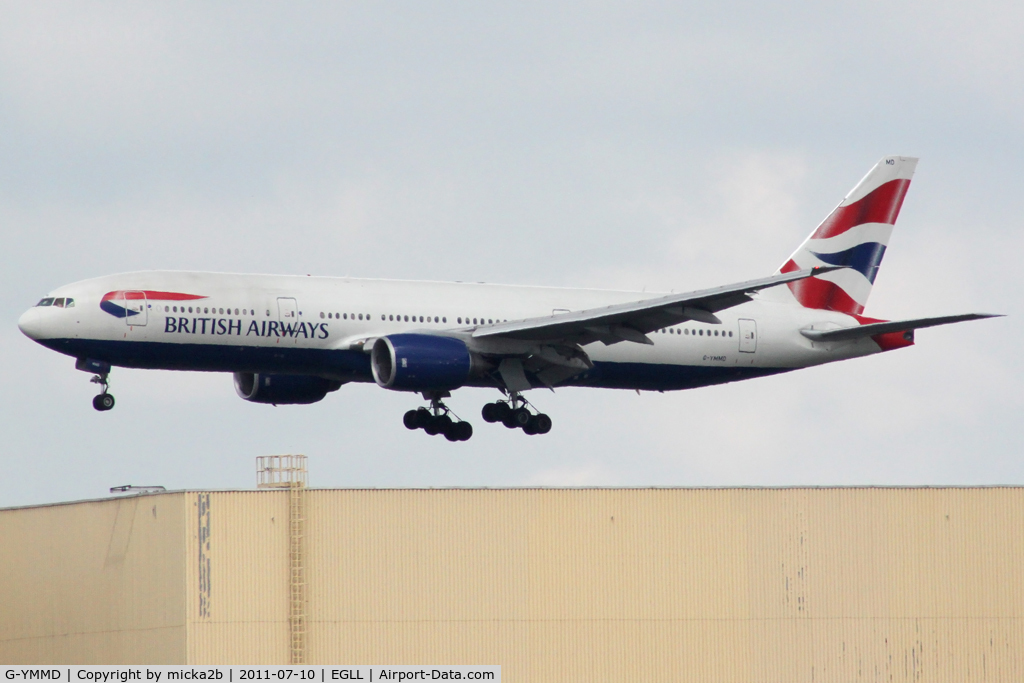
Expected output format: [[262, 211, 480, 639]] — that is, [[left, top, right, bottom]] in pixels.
[[371, 334, 480, 391], [234, 372, 343, 405]]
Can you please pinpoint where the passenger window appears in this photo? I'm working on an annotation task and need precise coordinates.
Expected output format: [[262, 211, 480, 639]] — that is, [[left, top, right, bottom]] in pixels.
[[442, 317, 446, 323], [165, 306, 170, 312], [343, 313, 348, 320], [404, 315, 409, 322], [358, 314, 363, 320], [699, 329, 703, 336], [320, 312, 325, 319], [458, 317, 462, 324], [729, 331, 733, 337]]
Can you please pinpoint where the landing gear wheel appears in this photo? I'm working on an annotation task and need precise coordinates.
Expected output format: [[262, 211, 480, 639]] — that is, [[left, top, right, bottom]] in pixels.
[[481, 403, 500, 423], [93, 394, 115, 411], [512, 407, 531, 428], [443, 421, 462, 442], [493, 402, 511, 421], [523, 416, 540, 435], [534, 413, 552, 434], [423, 416, 442, 435], [403, 409, 422, 430], [444, 420, 474, 442]]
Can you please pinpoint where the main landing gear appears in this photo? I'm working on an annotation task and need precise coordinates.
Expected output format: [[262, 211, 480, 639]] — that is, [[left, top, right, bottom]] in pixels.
[[91, 373, 115, 412], [404, 392, 473, 442], [481, 395, 552, 435]]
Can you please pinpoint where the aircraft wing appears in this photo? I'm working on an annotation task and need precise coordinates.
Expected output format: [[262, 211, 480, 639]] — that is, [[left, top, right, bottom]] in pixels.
[[800, 313, 1003, 342], [473, 266, 844, 346]]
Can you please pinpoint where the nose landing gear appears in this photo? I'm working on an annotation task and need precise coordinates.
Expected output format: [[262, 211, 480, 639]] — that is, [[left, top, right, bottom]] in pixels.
[[403, 392, 473, 441], [90, 373, 115, 412], [481, 394, 551, 435], [76, 358, 115, 412]]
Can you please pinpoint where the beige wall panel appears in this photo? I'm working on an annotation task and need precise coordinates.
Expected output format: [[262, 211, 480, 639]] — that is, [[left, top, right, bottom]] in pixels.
[[0, 493, 187, 664], [301, 488, 1024, 681], [185, 492, 291, 664]]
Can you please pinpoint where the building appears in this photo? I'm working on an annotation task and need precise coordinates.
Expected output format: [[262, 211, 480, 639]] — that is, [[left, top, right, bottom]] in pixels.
[[2, 486, 1023, 681]]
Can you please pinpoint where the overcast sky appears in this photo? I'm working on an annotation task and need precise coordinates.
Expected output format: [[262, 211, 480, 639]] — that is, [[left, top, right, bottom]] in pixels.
[[1, 2, 1020, 507]]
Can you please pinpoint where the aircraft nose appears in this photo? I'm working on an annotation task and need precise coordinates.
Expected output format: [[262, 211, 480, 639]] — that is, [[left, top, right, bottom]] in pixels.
[[18, 307, 46, 340]]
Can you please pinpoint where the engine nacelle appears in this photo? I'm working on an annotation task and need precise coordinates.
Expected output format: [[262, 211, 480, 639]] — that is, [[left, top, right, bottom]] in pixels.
[[371, 334, 482, 391], [234, 372, 342, 405]]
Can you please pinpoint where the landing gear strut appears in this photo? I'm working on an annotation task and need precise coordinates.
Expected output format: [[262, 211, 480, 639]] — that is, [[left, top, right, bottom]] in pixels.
[[403, 392, 473, 442], [90, 373, 115, 412], [481, 394, 552, 435]]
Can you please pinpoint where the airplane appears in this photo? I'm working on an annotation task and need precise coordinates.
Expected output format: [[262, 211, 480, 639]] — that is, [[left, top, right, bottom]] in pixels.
[[18, 156, 1000, 441]]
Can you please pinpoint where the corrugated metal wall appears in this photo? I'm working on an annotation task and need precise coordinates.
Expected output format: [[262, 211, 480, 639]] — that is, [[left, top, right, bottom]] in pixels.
[[298, 488, 1024, 681], [0, 493, 187, 664], [4, 487, 1023, 680]]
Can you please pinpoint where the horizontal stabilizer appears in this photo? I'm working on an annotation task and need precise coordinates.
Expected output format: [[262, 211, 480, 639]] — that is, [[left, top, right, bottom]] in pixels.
[[801, 313, 1003, 342]]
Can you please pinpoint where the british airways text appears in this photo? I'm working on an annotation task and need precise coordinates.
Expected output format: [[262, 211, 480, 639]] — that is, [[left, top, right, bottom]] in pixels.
[[164, 318, 329, 339]]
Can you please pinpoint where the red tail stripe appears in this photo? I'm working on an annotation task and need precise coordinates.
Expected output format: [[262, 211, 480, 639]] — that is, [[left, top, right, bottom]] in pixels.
[[779, 264, 864, 315], [811, 179, 911, 240]]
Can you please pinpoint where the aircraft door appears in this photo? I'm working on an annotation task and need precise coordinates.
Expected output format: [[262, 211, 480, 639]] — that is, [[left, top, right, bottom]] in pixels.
[[277, 297, 298, 323], [123, 291, 148, 326], [738, 319, 757, 353]]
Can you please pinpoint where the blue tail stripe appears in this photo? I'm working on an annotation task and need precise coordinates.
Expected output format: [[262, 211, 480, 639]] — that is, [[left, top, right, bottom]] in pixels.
[[810, 242, 887, 284]]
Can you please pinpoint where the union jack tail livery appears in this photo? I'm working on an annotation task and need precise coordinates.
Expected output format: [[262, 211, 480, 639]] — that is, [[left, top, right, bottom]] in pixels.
[[776, 156, 917, 315]]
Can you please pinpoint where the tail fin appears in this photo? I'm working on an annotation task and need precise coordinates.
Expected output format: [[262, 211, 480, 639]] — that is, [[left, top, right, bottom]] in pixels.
[[775, 156, 918, 315]]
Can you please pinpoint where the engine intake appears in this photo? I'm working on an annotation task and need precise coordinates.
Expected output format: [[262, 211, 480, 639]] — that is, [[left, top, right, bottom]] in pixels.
[[371, 334, 482, 391], [234, 372, 342, 405]]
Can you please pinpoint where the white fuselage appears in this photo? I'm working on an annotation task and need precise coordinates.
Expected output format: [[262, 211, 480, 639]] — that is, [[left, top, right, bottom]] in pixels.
[[19, 270, 888, 393]]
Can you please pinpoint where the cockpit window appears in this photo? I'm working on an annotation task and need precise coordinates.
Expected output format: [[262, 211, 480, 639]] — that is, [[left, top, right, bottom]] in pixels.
[[36, 298, 54, 307], [65, 298, 75, 307], [52, 298, 65, 308]]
